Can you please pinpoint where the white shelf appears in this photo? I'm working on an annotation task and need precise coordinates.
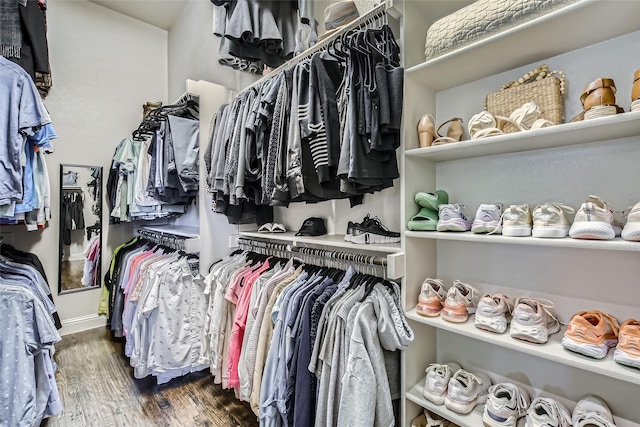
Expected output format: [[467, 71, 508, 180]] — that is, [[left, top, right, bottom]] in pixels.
[[405, 111, 640, 162], [406, 0, 640, 91], [404, 231, 640, 253], [406, 308, 640, 386], [238, 231, 402, 254], [406, 380, 483, 427]]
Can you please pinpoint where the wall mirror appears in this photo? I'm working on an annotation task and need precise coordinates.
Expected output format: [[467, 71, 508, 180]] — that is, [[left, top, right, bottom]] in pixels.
[[58, 164, 102, 294]]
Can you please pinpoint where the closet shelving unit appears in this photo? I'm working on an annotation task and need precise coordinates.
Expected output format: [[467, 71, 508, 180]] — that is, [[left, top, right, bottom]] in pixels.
[[398, 0, 640, 426]]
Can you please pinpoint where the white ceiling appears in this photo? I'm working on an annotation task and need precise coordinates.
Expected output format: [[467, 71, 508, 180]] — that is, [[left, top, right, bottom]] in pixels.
[[89, 0, 190, 30]]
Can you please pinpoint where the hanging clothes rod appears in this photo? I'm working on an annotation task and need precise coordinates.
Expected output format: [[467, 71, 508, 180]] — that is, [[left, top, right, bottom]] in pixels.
[[137, 227, 200, 253], [236, 2, 387, 97], [236, 236, 387, 266]]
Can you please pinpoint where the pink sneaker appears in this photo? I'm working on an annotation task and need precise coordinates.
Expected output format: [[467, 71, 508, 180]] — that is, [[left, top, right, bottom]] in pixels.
[[441, 281, 480, 323], [417, 278, 447, 317]]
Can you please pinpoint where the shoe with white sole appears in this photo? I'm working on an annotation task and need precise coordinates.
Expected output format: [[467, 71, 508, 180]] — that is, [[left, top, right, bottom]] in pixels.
[[569, 195, 622, 240], [475, 294, 514, 334], [472, 203, 503, 234], [412, 409, 460, 427], [532, 203, 575, 238], [441, 281, 480, 323], [525, 397, 572, 427], [483, 383, 530, 427], [622, 201, 640, 241], [613, 318, 640, 369], [502, 204, 532, 237], [562, 310, 619, 359], [510, 298, 561, 344], [437, 204, 472, 232], [423, 361, 462, 405], [444, 369, 492, 414], [572, 395, 617, 427], [417, 278, 447, 317]]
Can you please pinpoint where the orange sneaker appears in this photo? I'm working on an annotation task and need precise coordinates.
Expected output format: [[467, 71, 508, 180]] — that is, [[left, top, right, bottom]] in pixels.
[[561, 311, 619, 359], [416, 278, 447, 317], [613, 319, 640, 369]]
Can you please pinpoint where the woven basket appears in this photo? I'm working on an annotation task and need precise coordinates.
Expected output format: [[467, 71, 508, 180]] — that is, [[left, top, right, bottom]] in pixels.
[[485, 76, 564, 133]]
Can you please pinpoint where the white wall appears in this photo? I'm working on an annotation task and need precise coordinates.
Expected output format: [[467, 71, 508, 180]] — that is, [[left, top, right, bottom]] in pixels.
[[1, 0, 168, 334]]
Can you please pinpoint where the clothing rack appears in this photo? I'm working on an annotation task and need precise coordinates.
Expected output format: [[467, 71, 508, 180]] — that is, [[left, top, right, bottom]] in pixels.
[[236, 2, 387, 97], [236, 235, 387, 266]]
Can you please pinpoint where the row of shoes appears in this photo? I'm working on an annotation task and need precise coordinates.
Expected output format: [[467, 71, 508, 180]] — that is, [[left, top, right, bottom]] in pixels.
[[417, 279, 560, 344], [417, 278, 640, 368], [563, 310, 640, 367], [344, 214, 400, 245], [422, 361, 619, 426], [416, 68, 640, 147], [409, 191, 640, 241]]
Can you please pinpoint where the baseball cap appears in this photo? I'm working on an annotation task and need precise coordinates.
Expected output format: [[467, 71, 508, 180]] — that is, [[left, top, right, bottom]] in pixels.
[[295, 217, 327, 236]]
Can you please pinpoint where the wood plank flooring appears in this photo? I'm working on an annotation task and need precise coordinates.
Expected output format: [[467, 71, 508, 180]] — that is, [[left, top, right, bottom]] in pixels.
[[42, 327, 259, 427]]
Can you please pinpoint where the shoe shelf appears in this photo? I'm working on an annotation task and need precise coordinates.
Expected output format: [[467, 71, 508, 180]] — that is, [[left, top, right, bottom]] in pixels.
[[406, 308, 640, 386], [404, 231, 640, 253], [238, 231, 402, 254], [405, 379, 484, 427], [405, 0, 640, 91], [404, 111, 640, 162]]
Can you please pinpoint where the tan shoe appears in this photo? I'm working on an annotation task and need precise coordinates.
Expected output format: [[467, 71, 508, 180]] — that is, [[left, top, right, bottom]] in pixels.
[[417, 114, 437, 148]]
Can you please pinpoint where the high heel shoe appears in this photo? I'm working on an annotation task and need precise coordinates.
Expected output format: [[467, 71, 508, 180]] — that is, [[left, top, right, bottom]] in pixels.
[[417, 114, 437, 148], [632, 69, 640, 112], [432, 118, 464, 146]]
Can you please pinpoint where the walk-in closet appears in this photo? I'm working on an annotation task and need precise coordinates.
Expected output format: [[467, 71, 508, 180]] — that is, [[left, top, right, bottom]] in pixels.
[[1, 0, 639, 426]]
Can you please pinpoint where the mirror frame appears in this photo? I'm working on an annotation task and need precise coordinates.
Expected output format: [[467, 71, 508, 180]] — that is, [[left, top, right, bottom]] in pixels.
[[58, 163, 103, 295]]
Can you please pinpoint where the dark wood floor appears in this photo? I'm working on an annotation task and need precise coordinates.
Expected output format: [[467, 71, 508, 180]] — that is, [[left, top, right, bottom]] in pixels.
[[43, 327, 259, 427], [60, 260, 85, 291]]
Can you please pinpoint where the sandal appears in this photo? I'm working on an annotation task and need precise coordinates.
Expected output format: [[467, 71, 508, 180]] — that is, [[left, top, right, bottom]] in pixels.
[[258, 223, 273, 233], [632, 69, 640, 111], [467, 111, 517, 139], [431, 118, 464, 145], [415, 190, 449, 211], [407, 207, 439, 231], [580, 77, 621, 120], [417, 114, 438, 148], [271, 223, 286, 233]]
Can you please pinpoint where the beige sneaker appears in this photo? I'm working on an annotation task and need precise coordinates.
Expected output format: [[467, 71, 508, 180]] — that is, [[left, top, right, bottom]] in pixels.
[[622, 201, 640, 241], [569, 195, 622, 240], [502, 204, 532, 237], [532, 203, 574, 238]]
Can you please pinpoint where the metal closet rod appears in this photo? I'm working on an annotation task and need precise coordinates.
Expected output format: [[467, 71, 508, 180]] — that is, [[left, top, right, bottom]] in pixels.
[[138, 229, 188, 251], [236, 236, 387, 266], [235, 2, 387, 97]]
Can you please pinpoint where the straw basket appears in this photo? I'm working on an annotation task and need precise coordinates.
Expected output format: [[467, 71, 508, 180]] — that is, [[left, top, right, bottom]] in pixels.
[[485, 75, 565, 133]]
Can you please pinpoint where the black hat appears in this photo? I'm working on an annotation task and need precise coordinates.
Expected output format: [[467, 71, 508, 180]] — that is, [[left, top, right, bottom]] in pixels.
[[295, 217, 327, 236]]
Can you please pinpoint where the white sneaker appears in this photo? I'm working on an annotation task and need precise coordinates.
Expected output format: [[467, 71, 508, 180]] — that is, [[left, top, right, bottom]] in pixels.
[[525, 397, 572, 427], [475, 294, 514, 334], [437, 204, 472, 232], [569, 195, 622, 240], [441, 281, 480, 323], [572, 395, 617, 427], [510, 298, 561, 344], [622, 201, 640, 241], [417, 278, 447, 317], [444, 369, 492, 414], [502, 204, 532, 237], [423, 361, 462, 405], [472, 203, 503, 234], [532, 202, 574, 238], [483, 383, 530, 427]]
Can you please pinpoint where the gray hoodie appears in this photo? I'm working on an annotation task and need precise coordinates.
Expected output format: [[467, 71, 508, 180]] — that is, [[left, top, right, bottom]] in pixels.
[[337, 282, 414, 427]]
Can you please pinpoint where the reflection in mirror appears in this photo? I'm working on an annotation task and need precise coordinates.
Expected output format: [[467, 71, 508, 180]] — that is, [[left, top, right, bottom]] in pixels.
[[58, 164, 102, 294]]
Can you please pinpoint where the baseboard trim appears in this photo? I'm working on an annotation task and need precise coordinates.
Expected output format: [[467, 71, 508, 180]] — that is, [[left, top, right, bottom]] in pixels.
[[59, 314, 106, 336]]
